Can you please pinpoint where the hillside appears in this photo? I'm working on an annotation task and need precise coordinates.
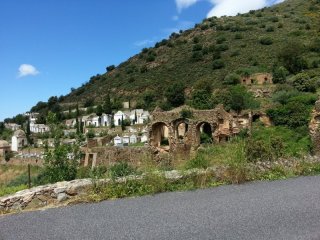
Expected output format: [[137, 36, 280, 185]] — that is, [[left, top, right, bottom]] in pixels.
[[49, 0, 319, 109]]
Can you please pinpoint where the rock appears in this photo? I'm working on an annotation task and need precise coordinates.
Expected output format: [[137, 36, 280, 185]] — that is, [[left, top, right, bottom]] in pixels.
[[25, 198, 46, 210], [57, 193, 69, 202], [22, 193, 35, 203], [165, 170, 182, 180], [11, 202, 22, 211], [53, 187, 67, 195], [37, 195, 49, 203]]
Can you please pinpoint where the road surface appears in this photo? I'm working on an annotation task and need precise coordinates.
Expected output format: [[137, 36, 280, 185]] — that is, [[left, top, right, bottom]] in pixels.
[[1, 176, 320, 240]]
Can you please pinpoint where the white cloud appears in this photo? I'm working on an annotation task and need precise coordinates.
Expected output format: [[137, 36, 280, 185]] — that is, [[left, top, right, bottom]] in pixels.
[[163, 20, 194, 34], [18, 64, 39, 78], [175, 0, 284, 18], [207, 0, 266, 18], [273, 0, 285, 4], [134, 39, 156, 47], [175, 0, 200, 12]]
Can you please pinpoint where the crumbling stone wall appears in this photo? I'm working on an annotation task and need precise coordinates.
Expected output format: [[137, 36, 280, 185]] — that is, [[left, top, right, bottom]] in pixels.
[[84, 146, 151, 168], [148, 105, 252, 158]]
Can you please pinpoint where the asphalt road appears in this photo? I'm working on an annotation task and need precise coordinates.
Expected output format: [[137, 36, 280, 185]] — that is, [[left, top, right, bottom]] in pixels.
[[1, 176, 320, 240]]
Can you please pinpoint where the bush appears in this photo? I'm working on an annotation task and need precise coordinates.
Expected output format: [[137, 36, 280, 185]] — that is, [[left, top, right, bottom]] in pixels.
[[290, 73, 316, 92], [180, 109, 193, 119], [245, 139, 273, 162], [193, 44, 203, 51], [272, 66, 289, 84], [310, 38, 320, 52], [278, 41, 308, 74], [266, 26, 275, 32], [106, 65, 115, 72], [109, 162, 136, 179], [185, 154, 210, 170], [216, 36, 226, 44], [267, 101, 312, 129], [165, 82, 185, 108], [259, 37, 273, 45], [86, 129, 95, 139], [212, 59, 225, 70], [215, 44, 229, 52], [223, 73, 240, 85], [214, 85, 259, 112], [191, 89, 213, 110]]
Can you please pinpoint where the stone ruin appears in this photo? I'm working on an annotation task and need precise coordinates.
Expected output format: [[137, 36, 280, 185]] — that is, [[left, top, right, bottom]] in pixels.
[[81, 105, 254, 167], [148, 105, 252, 160]]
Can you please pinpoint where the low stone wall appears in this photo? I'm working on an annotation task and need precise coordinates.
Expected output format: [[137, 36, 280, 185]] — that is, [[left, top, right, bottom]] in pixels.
[[0, 168, 210, 213], [0, 179, 93, 212], [86, 146, 151, 167]]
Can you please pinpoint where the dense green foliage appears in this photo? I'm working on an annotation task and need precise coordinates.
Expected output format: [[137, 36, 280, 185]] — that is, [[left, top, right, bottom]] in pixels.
[[53, 0, 320, 110]]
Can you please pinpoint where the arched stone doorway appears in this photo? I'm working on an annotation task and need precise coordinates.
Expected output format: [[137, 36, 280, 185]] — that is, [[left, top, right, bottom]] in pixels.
[[150, 122, 170, 148], [195, 122, 214, 145], [173, 118, 189, 143]]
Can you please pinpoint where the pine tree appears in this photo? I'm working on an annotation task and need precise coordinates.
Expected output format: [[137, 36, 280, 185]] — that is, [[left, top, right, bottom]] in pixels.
[[103, 94, 112, 114]]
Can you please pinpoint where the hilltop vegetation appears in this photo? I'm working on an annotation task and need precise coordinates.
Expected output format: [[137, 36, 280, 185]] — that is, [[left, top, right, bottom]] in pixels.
[[4, 0, 320, 129], [55, 0, 320, 108]]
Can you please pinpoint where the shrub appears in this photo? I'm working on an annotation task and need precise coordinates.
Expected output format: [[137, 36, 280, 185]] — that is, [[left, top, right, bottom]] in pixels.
[[86, 129, 95, 139], [212, 59, 225, 69], [191, 89, 213, 110], [180, 109, 193, 119], [267, 101, 312, 129], [259, 37, 273, 45], [165, 82, 185, 108], [310, 38, 320, 52], [223, 73, 240, 85], [215, 44, 229, 52], [109, 162, 136, 179], [216, 36, 226, 44], [185, 154, 210, 170], [290, 73, 316, 92], [278, 41, 308, 74], [245, 139, 273, 162], [266, 26, 275, 32], [272, 66, 289, 84], [106, 65, 115, 72], [234, 33, 243, 39], [191, 51, 203, 61], [193, 44, 203, 51]]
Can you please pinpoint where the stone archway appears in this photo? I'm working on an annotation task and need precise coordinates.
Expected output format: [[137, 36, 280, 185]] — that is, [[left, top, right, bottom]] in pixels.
[[195, 122, 215, 146], [172, 118, 189, 143], [150, 122, 170, 148]]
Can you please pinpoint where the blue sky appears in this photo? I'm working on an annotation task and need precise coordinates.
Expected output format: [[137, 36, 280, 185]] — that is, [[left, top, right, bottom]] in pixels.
[[0, 0, 283, 121]]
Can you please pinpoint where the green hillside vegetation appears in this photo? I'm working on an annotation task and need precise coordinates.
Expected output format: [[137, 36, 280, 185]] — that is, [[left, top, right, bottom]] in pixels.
[[53, 0, 320, 108], [4, 0, 320, 131]]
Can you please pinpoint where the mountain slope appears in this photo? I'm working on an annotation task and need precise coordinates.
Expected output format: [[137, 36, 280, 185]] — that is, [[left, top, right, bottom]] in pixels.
[[51, 0, 320, 109]]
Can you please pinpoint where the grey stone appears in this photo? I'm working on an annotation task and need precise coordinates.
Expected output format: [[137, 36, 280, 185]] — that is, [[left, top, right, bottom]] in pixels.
[[57, 193, 69, 202]]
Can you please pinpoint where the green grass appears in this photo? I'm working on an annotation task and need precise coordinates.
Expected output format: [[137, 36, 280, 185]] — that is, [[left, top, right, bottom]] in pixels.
[[0, 185, 27, 197]]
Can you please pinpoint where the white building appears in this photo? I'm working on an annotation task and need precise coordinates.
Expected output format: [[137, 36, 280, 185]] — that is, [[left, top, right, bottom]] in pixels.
[[114, 135, 123, 146], [101, 114, 112, 127], [30, 122, 50, 133], [141, 134, 148, 143], [114, 111, 129, 126], [129, 109, 150, 125], [11, 130, 28, 152], [130, 134, 138, 144], [25, 112, 39, 124], [122, 135, 130, 145]]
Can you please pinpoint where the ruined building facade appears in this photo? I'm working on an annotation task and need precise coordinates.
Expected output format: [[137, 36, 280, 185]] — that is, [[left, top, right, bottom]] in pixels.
[[148, 105, 252, 160]]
